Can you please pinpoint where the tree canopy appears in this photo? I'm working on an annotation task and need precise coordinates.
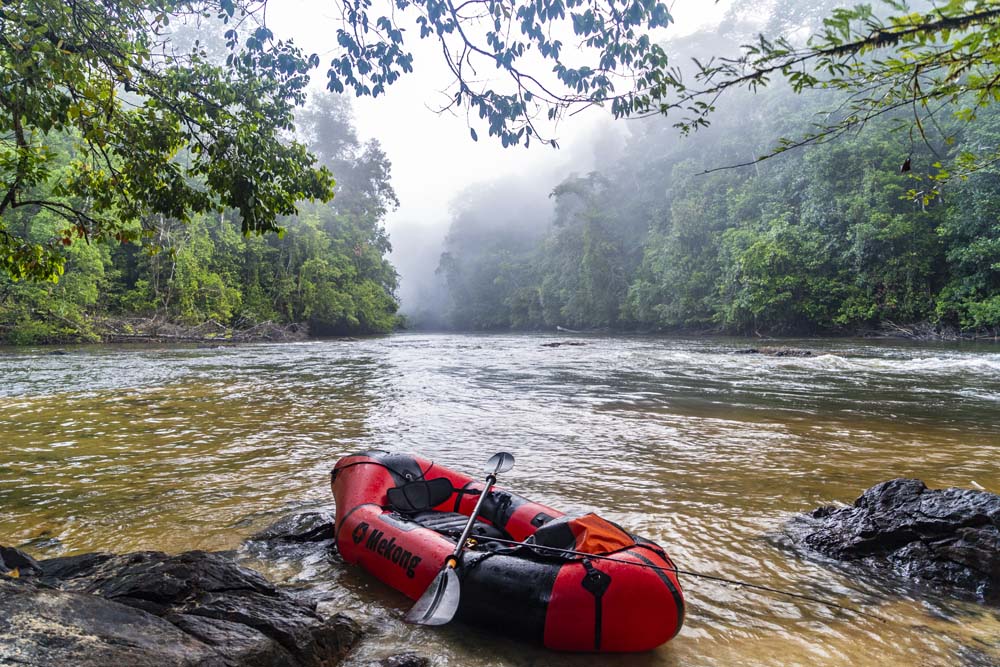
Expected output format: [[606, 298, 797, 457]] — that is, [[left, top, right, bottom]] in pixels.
[[687, 1, 1000, 185], [428, 4, 1000, 336], [0, 93, 402, 344], [1, 0, 332, 281], [4, 0, 1000, 287], [323, 0, 1000, 164]]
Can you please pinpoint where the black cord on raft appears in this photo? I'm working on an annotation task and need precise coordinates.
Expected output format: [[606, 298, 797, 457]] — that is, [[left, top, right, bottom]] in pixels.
[[474, 536, 888, 623]]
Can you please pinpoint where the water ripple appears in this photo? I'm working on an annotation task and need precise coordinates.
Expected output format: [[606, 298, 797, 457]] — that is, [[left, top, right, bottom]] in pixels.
[[1, 334, 998, 666]]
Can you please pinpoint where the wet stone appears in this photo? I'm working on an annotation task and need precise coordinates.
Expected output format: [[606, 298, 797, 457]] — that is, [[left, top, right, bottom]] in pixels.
[[0, 547, 362, 666], [376, 653, 431, 667], [789, 479, 1000, 601], [0, 545, 43, 577], [0, 576, 218, 667], [540, 340, 587, 348], [249, 511, 336, 544], [735, 347, 814, 357]]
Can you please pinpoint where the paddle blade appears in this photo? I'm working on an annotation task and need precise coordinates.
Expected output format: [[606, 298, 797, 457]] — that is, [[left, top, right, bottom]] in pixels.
[[485, 452, 515, 475], [403, 566, 461, 626]]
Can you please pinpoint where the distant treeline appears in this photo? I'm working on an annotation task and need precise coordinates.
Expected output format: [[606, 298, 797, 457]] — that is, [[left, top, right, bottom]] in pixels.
[[428, 1, 1000, 337], [434, 91, 1000, 337], [0, 96, 401, 345]]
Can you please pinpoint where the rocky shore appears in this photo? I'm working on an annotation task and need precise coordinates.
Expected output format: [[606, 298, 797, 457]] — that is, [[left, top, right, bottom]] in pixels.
[[785, 478, 1000, 602], [3, 480, 998, 666], [0, 511, 425, 667]]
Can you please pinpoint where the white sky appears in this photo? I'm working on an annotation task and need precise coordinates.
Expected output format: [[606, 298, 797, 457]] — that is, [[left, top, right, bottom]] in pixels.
[[266, 0, 732, 305]]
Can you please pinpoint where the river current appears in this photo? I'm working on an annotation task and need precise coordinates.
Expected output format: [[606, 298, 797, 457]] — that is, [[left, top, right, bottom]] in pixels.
[[1, 334, 998, 666]]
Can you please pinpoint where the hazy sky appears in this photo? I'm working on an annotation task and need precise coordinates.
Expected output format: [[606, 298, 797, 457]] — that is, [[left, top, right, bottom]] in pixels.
[[266, 1, 732, 305]]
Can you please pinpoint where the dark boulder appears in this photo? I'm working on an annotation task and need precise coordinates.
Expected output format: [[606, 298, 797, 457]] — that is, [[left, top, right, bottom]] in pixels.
[[0, 576, 220, 666], [1, 545, 43, 576], [735, 347, 814, 357], [791, 479, 1000, 601], [249, 511, 335, 544], [0, 547, 361, 666]]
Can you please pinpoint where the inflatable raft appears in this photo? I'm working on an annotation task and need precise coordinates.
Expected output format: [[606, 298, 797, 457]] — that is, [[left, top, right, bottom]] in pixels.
[[331, 451, 685, 652]]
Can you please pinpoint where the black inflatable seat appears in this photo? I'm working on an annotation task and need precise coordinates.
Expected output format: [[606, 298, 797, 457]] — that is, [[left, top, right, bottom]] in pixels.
[[387, 477, 455, 512], [385, 478, 510, 541], [410, 511, 509, 540]]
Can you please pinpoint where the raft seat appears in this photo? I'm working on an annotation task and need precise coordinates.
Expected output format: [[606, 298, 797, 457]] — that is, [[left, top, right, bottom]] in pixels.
[[385, 477, 512, 541], [409, 510, 510, 541]]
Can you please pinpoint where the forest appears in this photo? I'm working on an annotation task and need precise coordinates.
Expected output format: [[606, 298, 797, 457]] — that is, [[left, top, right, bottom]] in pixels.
[[0, 91, 401, 344], [433, 96, 1000, 336], [431, 5, 1000, 336], [3, 1, 1000, 341]]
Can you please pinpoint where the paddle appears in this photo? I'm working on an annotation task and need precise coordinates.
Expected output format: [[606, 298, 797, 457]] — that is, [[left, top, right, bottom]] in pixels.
[[403, 451, 515, 626]]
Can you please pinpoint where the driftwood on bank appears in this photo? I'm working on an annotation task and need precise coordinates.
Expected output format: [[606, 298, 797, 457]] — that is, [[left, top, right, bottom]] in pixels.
[[95, 317, 308, 344]]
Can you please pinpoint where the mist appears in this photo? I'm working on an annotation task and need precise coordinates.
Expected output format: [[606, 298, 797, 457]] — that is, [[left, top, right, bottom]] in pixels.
[[264, 0, 732, 319], [263, 0, 981, 337]]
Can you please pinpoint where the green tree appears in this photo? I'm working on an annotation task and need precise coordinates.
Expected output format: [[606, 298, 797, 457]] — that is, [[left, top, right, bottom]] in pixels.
[[1, 0, 332, 281], [935, 113, 1000, 331], [688, 1, 1000, 185], [717, 214, 852, 333]]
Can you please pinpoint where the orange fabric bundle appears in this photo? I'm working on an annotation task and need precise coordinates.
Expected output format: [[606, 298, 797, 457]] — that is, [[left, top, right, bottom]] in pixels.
[[567, 513, 635, 554], [531, 512, 636, 555]]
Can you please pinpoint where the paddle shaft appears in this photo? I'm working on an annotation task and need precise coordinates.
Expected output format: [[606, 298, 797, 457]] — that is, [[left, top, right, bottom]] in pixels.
[[447, 473, 497, 565]]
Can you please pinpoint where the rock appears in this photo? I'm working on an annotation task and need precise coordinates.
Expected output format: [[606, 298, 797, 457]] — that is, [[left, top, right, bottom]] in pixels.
[[250, 511, 335, 543], [790, 479, 1000, 601], [0, 545, 43, 577], [735, 347, 813, 357], [42, 550, 280, 616], [0, 577, 219, 666], [377, 654, 430, 667], [0, 548, 361, 666], [166, 613, 299, 666], [540, 341, 587, 348]]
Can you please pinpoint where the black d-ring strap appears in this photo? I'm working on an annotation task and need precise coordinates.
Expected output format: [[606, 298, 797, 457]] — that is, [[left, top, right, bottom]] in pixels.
[[581, 558, 612, 651], [453, 480, 478, 512]]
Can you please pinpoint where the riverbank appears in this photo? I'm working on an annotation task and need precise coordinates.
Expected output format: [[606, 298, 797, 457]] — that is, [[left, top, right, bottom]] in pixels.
[[404, 320, 1000, 343], [0, 315, 310, 346], [4, 313, 999, 347], [4, 479, 997, 666]]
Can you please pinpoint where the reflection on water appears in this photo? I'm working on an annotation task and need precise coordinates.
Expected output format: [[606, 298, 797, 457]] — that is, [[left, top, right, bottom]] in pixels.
[[1, 335, 999, 666]]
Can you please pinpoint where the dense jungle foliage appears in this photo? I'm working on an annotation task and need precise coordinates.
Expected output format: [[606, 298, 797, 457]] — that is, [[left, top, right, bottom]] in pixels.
[[5, 0, 1000, 341], [0, 94, 401, 344], [434, 6, 1000, 336], [436, 95, 1000, 335]]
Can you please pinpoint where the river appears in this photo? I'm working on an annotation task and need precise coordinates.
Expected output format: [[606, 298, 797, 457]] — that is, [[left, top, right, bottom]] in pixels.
[[1, 334, 998, 666]]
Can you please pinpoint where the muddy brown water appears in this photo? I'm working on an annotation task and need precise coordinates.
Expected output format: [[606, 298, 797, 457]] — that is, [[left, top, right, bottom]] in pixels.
[[1, 334, 998, 666]]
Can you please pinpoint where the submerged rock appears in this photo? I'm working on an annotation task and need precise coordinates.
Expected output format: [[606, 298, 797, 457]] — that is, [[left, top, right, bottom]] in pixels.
[[249, 511, 335, 544], [735, 347, 814, 357], [540, 341, 587, 348], [790, 479, 1000, 601], [0, 546, 361, 666]]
